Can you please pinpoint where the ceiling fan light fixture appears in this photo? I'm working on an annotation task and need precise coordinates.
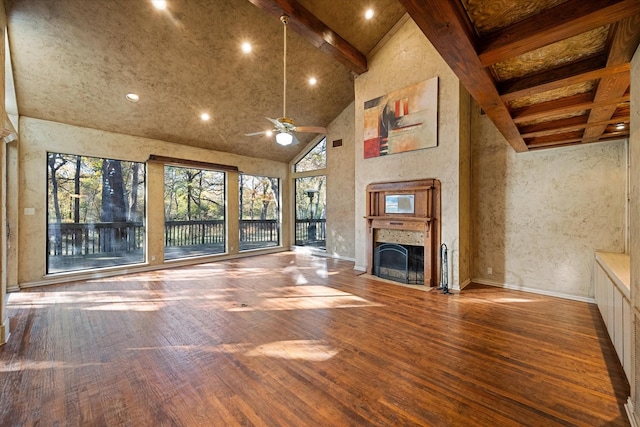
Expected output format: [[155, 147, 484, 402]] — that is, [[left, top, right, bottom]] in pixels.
[[276, 131, 293, 146], [151, 0, 167, 10]]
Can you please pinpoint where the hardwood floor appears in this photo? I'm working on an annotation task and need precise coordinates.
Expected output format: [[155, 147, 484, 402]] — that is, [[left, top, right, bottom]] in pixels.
[[0, 252, 630, 426]]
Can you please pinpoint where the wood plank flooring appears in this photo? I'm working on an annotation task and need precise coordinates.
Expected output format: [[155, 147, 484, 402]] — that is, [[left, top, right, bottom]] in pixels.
[[0, 252, 630, 426]]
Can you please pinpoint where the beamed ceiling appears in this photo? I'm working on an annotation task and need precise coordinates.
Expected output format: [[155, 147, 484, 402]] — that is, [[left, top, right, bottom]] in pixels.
[[400, 0, 640, 151], [5, 0, 640, 162]]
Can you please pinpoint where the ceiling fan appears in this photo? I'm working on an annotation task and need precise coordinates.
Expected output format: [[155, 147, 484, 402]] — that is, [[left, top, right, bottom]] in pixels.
[[245, 15, 326, 146]]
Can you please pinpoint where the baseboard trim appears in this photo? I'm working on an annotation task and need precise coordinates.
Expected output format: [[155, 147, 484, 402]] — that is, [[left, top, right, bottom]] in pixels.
[[472, 278, 595, 303], [626, 397, 638, 427], [354, 265, 366, 272], [453, 278, 471, 291]]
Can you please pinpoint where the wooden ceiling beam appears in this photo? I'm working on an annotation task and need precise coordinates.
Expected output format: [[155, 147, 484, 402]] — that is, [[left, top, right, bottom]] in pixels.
[[520, 116, 588, 138], [511, 92, 629, 124], [582, 13, 640, 142], [398, 0, 528, 152], [247, 0, 368, 75], [520, 115, 629, 138], [525, 131, 584, 147], [478, 0, 640, 67], [527, 140, 583, 149], [500, 54, 629, 102], [526, 127, 629, 148]]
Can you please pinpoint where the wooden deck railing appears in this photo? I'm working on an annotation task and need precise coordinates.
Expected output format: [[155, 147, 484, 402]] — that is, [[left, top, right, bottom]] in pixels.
[[48, 222, 144, 256], [294, 219, 326, 245], [48, 219, 282, 256]]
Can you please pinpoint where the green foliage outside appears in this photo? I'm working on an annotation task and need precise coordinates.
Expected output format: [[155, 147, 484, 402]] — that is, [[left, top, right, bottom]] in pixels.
[[294, 138, 326, 173], [47, 152, 145, 224], [164, 166, 225, 221], [240, 175, 279, 220]]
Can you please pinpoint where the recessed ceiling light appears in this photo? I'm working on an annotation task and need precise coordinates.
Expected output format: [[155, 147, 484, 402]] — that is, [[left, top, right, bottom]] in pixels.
[[200, 113, 211, 121], [125, 93, 140, 103], [309, 77, 317, 86], [151, 0, 167, 10], [241, 42, 252, 54], [615, 122, 626, 130], [365, 8, 374, 20]]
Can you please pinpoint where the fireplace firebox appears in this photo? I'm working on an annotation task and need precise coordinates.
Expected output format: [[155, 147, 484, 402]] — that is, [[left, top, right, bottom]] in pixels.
[[366, 179, 441, 286], [374, 243, 424, 284]]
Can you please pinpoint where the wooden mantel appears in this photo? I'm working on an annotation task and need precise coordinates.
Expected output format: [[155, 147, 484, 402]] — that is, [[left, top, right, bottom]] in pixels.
[[366, 179, 441, 286]]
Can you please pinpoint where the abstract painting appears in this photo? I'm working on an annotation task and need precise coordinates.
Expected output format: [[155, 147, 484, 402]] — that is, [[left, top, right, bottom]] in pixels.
[[363, 77, 438, 159]]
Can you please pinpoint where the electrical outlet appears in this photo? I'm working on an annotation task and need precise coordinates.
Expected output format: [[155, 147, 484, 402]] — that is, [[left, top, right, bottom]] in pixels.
[[151, 255, 156, 261], [487, 267, 493, 275]]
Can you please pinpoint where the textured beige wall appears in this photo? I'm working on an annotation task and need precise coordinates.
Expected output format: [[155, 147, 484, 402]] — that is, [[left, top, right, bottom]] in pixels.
[[471, 101, 626, 298], [354, 18, 469, 288], [631, 43, 640, 415], [326, 101, 355, 259], [18, 117, 288, 286]]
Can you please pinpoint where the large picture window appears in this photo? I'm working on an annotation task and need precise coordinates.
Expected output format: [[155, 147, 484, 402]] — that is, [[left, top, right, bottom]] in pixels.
[[47, 153, 146, 274], [164, 166, 226, 260], [239, 174, 280, 251]]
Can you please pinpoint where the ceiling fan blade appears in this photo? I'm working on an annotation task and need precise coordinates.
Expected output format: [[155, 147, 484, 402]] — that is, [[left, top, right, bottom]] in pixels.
[[294, 126, 326, 134], [266, 117, 283, 128], [244, 130, 270, 137]]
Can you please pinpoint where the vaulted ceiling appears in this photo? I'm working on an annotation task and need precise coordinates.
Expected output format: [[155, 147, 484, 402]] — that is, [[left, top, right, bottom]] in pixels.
[[5, 0, 404, 162], [401, 0, 640, 151], [6, 0, 640, 162]]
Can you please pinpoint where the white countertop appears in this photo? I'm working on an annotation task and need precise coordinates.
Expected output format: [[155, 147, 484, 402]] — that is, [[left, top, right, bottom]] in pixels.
[[595, 251, 630, 299]]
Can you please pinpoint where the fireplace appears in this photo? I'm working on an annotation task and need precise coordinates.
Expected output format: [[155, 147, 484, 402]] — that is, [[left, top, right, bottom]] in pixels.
[[366, 179, 441, 286], [374, 243, 424, 284]]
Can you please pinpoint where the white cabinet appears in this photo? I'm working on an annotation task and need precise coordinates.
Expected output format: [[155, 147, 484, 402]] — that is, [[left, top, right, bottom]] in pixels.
[[593, 252, 633, 379], [594, 252, 631, 381]]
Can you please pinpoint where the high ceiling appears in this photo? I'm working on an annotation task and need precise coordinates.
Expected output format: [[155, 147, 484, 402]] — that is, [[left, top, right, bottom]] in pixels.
[[5, 0, 405, 162], [6, 0, 640, 161], [401, 0, 640, 151]]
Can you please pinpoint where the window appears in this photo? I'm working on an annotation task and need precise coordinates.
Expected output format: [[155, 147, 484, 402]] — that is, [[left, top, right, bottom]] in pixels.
[[164, 166, 225, 260], [294, 137, 326, 172], [239, 175, 280, 251], [294, 176, 326, 247], [293, 138, 326, 248], [46, 153, 145, 274]]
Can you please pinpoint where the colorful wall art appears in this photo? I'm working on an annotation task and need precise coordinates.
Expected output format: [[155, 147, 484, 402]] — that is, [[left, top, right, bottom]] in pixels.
[[363, 77, 438, 158]]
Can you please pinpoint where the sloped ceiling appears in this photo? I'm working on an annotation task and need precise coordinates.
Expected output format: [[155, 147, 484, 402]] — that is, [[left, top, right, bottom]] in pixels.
[[400, 0, 640, 151], [5, 0, 404, 162], [8, 0, 639, 159]]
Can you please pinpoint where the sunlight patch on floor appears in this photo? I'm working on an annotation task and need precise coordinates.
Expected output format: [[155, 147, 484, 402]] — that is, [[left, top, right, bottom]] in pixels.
[[244, 340, 338, 361], [228, 285, 383, 312], [227, 295, 380, 311], [127, 340, 339, 362], [0, 360, 104, 372], [83, 301, 165, 311]]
